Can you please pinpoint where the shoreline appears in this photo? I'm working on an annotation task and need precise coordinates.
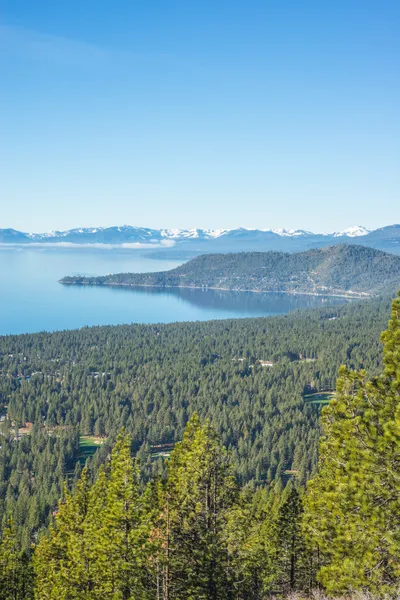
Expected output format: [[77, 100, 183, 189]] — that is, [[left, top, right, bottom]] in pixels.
[[59, 280, 370, 300]]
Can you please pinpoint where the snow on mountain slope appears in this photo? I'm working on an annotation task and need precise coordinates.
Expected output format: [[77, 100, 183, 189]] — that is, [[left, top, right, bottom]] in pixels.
[[3, 225, 376, 242], [333, 226, 371, 238], [4, 224, 399, 257], [269, 228, 314, 237], [160, 228, 229, 239]]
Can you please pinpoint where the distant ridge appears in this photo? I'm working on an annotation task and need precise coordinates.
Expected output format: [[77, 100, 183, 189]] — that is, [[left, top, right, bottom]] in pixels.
[[60, 245, 400, 298], [1, 224, 400, 255]]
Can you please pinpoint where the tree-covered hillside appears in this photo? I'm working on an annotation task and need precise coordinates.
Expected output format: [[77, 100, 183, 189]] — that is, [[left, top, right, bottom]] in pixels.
[[2, 292, 400, 599], [0, 296, 392, 550], [61, 245, 400, 297]]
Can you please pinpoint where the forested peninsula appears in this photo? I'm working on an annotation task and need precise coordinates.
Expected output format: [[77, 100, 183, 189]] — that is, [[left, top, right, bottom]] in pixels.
[[60, 245, 400, 298]]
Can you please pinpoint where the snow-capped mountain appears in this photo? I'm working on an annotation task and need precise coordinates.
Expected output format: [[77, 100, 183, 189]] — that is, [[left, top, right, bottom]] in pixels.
[[0, 225, 399, 255], [23, 226, 231, 243], [268, 228, 314, 237], [159, 228, 229, 240], [333, 226, 371, 238], [4, 224, 372, 243]]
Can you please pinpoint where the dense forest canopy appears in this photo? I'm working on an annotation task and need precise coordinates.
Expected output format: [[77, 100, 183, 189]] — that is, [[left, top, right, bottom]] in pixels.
[[0, 295, 393, 555], [61, 245, 400, 297], [1, 293, 399, 598]]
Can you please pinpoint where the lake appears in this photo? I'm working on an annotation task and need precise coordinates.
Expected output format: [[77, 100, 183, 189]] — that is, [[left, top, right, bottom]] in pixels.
[[0, 247, 350, 335]]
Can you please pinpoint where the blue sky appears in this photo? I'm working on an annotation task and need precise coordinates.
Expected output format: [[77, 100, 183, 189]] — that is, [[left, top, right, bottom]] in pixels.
[[0, 0, 399, 232]]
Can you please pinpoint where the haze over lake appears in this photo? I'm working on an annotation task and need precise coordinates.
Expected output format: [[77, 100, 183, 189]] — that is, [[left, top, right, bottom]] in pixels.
[[0, 247, 350, 335]]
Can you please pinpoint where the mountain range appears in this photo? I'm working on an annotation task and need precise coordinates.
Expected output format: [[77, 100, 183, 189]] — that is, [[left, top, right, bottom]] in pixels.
[[1, 224, 400, 255], [61, 245, 400, 298]]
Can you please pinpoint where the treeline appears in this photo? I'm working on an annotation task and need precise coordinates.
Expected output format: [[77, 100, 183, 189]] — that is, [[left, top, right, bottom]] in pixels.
[[61, 245, 400, 296], [1, 290, 399, 598], [0, 297, 392, 551]]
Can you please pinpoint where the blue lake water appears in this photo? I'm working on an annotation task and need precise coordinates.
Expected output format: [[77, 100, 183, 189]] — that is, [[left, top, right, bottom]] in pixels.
[[0, 247, 350, 335]]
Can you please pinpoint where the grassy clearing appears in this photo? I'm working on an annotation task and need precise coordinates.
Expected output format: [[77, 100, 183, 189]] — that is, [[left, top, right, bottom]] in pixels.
[[303, 391, 336, 405], [78, 435, 106, 464]]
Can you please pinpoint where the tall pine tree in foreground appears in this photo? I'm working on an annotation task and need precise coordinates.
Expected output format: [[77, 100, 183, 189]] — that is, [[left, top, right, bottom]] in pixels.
[[304, 292, 400, 594], [154, 414, 237, 600], [33, 467, 92, 598], [0, 519, 33, 600], [92, 432, 146, 599], [273, 483, 312, 594], [225, 485, 277, 600], [33, 433, 149, 600]]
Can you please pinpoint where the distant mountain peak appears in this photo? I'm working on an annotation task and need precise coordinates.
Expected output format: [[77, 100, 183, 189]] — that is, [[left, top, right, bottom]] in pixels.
[[159, 228, 229, 240], [269, 228, 314, 237], [0, 224, 373, 241], [333, 225, 371, 238], [1, 224, 399, 256]]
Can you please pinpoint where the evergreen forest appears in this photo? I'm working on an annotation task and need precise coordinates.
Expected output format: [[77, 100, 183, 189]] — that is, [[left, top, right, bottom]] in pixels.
[[0, 293, 399, 598], [61, 245, 400, 297]]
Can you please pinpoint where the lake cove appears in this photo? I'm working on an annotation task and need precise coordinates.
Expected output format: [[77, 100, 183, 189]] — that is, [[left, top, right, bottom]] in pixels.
[[0, 247, 350, 335]]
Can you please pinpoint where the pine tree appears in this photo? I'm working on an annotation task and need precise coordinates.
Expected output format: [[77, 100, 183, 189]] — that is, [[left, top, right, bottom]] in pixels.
[[225, 487, 275, 600], [90, 432, 145, 599], [0, 519, 33, 600], [81, 466, 109, 599], [33, 468, 92, 599], [158, 413, 237, 600], [304, 292, 400, 594], [273, 483, 311, 594], [141, 479, 167, 600], [33, 434, 150, 599]]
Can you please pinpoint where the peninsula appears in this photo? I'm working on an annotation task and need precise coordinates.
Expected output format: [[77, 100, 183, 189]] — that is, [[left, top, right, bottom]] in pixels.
[[60, 245, 400, 298]]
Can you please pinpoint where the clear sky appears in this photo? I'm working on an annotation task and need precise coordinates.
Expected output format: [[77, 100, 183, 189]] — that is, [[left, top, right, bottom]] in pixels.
[[0, 0, 399, 233]]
